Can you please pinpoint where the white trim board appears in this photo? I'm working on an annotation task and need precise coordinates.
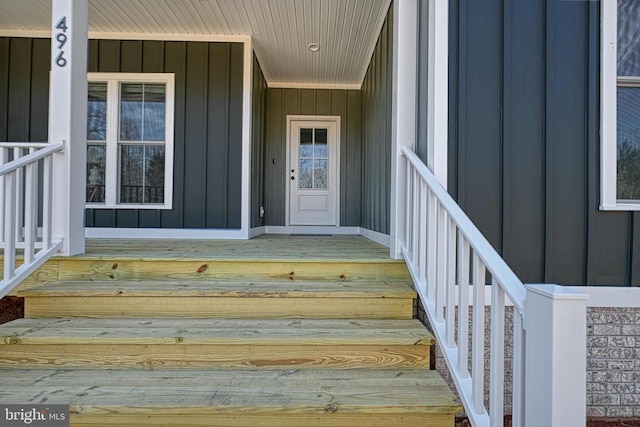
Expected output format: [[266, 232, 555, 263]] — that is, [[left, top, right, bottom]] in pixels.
[[0, 30, 253, 44], [264, 226, 359, 235], [359, 228, 391, 247], [86, 226, 392, 248], [85, 227, 244, 239], [599, 2, 640, 211], [268, 82, 361, 90], [241, 38, 253, 239]]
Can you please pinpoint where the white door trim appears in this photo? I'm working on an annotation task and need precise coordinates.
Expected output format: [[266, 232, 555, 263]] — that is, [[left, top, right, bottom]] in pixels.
[[285, 115, 341, 227]]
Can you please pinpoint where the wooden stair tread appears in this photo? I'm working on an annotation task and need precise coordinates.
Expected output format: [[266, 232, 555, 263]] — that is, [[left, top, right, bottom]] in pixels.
[[0, 368, 461, 414], [0, 318, 434, 346], [19, 280, 416, 298]]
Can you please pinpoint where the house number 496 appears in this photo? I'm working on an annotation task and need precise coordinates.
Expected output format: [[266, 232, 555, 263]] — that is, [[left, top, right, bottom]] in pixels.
[[55, 16, 68, 68]]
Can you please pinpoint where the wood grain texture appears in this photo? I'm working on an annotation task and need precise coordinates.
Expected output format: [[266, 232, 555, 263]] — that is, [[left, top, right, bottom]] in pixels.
[[77, 236, 394, 260], [0, 318, 433, 346], [0, 368, 461, 414], [56, 260, 409, 282], [67, 414, 455, 427], [23, 296, 413, 319], [0, 344, 430, 369], [3, 260, 59, 296], [19, 280, 416, 298]]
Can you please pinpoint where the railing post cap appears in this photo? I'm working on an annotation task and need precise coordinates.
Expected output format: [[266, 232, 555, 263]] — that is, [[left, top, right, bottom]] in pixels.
[[525, 284, 590, 301]]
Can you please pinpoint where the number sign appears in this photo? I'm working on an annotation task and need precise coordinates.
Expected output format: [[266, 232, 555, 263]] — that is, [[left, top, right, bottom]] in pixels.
[[55, 16, 68, 67]]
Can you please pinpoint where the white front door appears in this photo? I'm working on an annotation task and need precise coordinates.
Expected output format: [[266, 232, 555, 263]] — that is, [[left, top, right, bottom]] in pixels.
[[288, 118, 339, 226]]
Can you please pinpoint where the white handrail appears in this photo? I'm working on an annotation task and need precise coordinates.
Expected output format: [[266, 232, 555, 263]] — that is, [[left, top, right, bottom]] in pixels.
[[0, 142, 64, 299], [399, 145, 527, 427], [401, 145, 526, 312]]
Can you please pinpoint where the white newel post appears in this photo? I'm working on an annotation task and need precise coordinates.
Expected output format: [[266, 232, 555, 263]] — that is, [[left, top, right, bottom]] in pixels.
[[390, 0, 417, 259], [524, 285, 588, 427], [49, 0, 88, 255]]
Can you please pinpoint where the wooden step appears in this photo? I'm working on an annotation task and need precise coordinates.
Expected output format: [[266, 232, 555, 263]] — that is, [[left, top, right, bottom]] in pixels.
[[0, 368, 461, 426], [0, 318, 432, 369], [19, 280, 416, 319], [7, 258, 411, 296]]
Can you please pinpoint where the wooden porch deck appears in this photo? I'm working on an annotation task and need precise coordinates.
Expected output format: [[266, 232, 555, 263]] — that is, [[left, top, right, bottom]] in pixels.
[[78, 235, 394, 261], [7, 235, 408, 296]]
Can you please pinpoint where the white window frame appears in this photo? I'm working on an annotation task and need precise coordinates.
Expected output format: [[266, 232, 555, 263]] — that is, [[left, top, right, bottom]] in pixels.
[[86, 72, 174, 210], [601, 0, 640, 210]]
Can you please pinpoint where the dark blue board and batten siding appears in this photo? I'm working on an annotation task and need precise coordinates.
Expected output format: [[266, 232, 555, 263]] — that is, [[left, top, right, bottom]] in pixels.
[[443, 0, 638, 286], [263, 87, 363, 227], [361, 4, 393, 236], [86, 40, 244, 229], [0, 38, 244, 230], [251, 54, 267, 228]]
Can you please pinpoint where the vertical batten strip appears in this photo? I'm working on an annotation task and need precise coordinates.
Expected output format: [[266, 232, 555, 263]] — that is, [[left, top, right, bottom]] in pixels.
[[472, 253, 486, 413], [23, 148, 38, 264], [435, 205, 446, 322], [446, 218, 456, 347], [489, 278, 505, 427], [4, 172, 16, 281], [457, 235, 470, 377]]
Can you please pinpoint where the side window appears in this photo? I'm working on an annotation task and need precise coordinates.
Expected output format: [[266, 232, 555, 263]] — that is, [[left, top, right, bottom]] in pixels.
[[601, 0, 640, 209], [86, 74, 174, 209]]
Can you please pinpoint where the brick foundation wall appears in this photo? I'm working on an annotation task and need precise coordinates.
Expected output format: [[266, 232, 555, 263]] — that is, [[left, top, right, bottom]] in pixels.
[[415, 299, 640, 420]]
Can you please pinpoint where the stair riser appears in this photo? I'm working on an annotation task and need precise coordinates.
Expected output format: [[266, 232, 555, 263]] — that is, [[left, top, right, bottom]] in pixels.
[[69, 413, 455, 427], [24, 296, 415, 319], [0, 344, 430, 369]]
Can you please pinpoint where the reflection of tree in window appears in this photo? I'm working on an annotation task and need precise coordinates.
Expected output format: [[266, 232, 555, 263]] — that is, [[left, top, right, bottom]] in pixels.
[[298, 127, 328, 190], [618, 140, 640, 200], [617, 0, 640, 201], [86, 82, 107, 203], [617, 86, 640, 200], [119, 83, 166, 204]]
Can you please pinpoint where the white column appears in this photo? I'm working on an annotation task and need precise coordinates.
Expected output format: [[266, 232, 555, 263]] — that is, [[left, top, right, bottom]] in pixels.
[[428, 0, 448, 187], [390, 0, 418, 259], [241, 37, 254, 239], [49, 0, 88, 255], [524, 285, 588, 427]]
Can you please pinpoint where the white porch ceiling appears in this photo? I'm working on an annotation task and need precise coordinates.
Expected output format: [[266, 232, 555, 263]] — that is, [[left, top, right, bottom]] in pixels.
[[0, 0, 392, 88]]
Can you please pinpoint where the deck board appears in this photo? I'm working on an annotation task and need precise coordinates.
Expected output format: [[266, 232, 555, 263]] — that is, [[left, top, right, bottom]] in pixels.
[[0, 318, 433, 346], [19, 280, 415, 298], [0, 368, 460, 413], [74, 235, 393, 261]]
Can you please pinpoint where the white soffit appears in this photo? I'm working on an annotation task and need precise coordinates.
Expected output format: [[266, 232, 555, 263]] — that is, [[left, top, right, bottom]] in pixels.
[[0, 0, 392, 88]]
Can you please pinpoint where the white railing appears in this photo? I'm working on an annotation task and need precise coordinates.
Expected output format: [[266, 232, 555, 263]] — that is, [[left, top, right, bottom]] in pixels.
[[0, 142, 64, 299], [398, 145, 587, 427]]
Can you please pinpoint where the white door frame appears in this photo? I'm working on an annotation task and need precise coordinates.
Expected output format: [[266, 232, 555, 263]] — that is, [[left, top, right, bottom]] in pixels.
[[285, 115, 341, 227]]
